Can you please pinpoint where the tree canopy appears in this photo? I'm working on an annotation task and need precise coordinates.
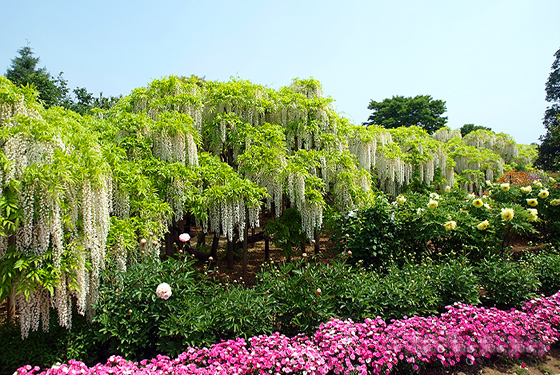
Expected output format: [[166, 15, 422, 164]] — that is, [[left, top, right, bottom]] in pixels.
[[0, 73, 536, 339], [364, 94, 447, 135], [5, 46, 68, 108], [536, 47, 560, 171], [460, 123, 492, 137], [4, 46, 120, 113]]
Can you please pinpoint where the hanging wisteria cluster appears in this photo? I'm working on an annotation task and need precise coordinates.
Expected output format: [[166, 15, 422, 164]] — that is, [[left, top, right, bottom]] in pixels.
[[0, 74, 539, 341]]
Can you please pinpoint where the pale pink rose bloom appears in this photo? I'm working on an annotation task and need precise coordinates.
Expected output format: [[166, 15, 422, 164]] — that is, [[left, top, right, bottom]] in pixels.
[[179, 233, 191, 242], [156, 283, 172, 300]]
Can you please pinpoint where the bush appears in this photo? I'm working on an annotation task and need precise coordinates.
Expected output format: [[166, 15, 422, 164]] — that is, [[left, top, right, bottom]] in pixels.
[[477, 254, 541, 308], [255, 255, 354, 336], [0, 312, 101, 375], [523, 247, 560, 296], [326, 194, 400, 268]]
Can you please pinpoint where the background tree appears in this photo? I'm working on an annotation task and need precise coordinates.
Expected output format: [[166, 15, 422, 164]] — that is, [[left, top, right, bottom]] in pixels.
[[536, 47, 560, 171], [364, 94, 447, 135], [4, 46, 68, 108], [5, 46, 120, 113], [460, 123, 492, 137]]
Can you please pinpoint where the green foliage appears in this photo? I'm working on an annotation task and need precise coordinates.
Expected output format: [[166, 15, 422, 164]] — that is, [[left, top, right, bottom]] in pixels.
[[365, 94, 447, 135], [255, 255, 355, 336], [328, 194, 398, 268], [265, 207, 307, 258], [4, 46, 68, 108], [0, 312, 101, 375], [94, 257, 199, 359], [477, 254, 541, 308], [523, 247, 560, 296], [460, 123, 492, 137], [536, 47, 560, 171]]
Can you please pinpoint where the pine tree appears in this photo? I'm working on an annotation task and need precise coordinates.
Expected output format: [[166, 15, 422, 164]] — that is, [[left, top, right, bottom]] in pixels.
[[4, 46, 68, 108]]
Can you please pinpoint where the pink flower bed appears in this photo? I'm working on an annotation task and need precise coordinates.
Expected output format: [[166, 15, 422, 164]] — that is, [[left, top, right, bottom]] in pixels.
[[16, 293, 560, 375]]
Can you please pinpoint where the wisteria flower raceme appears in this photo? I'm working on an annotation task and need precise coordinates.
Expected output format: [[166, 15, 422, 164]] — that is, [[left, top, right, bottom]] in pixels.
[[443, 221, 457, 231], [538, 189, 550, 199], [501, 208, 515, 221], [472, 199, 483, 208], [500, 183, 510, 191], [156, 282, 172, 300], [179, 233, 191, 242], [477, 220, 490, 230], [427, 199, 438, 209], [521, 186, 532, 194], [527, 198, 538, 207]]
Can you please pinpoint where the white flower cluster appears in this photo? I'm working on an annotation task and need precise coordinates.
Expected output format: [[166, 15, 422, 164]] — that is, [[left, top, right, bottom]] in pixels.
[[432, 128, 462, 143]]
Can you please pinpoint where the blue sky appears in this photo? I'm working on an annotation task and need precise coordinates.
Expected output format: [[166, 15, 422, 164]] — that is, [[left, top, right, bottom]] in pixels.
[[1, 0, 559, 145]]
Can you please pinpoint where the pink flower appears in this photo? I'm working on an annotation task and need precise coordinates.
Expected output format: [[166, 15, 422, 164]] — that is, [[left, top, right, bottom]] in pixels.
[[179, 233, 191, 242], [156, 282, 172, 300]]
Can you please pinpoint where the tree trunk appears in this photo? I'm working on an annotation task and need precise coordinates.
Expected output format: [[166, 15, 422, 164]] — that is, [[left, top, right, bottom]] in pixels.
[[211, 232, 219, 259], [264, 236, 270, 262], [314, 229, 321, 255], [227, 239, 234, 269], [243, 208, 249, 281], [7, 290, 15, 324]]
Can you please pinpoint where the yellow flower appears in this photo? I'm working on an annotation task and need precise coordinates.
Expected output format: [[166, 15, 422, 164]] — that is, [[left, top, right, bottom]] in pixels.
[[521, 186, 532, 194], [501, 208, 515, 221], [443, 221, 457, 231], [427, 199, 438, 209], [550, 177, 556, 184], [477, 220, 489, 230], [472, 199, 483, 208], [538, 189, 549, 199], [444, 186, 451, 193], [526, 198, 538, 207], [551, 199, 560, 206], [533, 181, 543, 188], [484, 203, 491, 209], [430, 192, 440, 200], [396, 195, 407, 205], [527, 208, 538, 222], [500, 183, 510, 191]]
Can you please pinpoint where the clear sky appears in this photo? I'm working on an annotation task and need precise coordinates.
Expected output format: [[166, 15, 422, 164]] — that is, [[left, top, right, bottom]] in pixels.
[[1, 0, 559, 145]]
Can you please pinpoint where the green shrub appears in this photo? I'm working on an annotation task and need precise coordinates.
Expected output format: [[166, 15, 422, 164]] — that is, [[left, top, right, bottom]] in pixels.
[[476, 254, 541, 308], [523, 247, 560, 296], [0, 312, 101, 375], [427, 255, 480, 308], [376, 262, 441, 320], [255, 255, 354, 336], [94, 256, 200, 360]]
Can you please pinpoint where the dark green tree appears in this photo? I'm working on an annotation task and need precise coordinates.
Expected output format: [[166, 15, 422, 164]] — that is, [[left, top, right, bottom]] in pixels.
[[4, 46, 69, 108], [536, 47, 560, 171], [460, 123, 492, 137], [364, 94, 447, 135]]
